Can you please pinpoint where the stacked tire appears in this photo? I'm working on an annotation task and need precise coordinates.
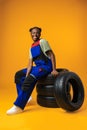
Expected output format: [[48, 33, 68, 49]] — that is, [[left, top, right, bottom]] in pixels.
[[36, 68, 68, 108], [54, 71, 84, 111], [36, 68, 84, 112]]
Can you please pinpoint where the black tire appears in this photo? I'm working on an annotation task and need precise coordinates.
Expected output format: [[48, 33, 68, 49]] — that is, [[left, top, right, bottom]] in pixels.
[[54, 71, 84, 111], [37, 95, 58, 108], [36, 68, 69, 108], [36, 85, 54, 97], [36, 72, 70, 97], [37, 68, 69, 85]]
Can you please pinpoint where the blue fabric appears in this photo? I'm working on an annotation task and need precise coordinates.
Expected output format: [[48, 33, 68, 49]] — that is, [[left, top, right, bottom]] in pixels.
[[14, 41, 53, 109], [31, 45, 41, 58], [14, 78, 37, 109], [14, 63, 52, 109], [30, 61, 52, 79]]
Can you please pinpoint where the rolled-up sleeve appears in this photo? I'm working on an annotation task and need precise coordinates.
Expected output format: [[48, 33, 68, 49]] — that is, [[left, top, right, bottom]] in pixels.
[[40, 39, 51, 53]]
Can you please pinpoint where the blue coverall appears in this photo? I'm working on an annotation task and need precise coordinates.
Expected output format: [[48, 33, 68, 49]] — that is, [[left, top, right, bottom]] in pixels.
[[14, 40, 52, 109]]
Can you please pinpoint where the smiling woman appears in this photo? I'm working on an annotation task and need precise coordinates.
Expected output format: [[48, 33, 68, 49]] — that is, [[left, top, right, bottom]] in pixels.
[[29, 27, 41, 42], [6, 26, 58, 115]]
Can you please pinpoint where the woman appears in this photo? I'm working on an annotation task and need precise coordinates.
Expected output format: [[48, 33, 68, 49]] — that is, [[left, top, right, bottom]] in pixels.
[[7, 26, 58, 115]]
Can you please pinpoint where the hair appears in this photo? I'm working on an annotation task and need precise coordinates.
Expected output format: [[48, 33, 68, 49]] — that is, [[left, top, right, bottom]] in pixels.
[[29, 26, 42, 33]]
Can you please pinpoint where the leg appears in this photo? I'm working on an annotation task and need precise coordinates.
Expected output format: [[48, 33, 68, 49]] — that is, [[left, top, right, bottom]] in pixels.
[[15, 68, 27, 95], [14, 75, 37, 109], [15, 68, 32, 102], [6, 75, 37, 115], [6, 66, 51, 115], [14, 66, 51, 109], [6, 68, 32, 115]]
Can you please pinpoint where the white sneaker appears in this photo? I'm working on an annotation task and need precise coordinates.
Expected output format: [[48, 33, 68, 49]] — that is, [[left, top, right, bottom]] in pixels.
[[6, 105, 23, 115], [27, 96, 32, 103]]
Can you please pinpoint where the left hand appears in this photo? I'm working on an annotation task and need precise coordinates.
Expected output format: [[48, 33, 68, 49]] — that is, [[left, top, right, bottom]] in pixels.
[[51, 69, 59, 76]]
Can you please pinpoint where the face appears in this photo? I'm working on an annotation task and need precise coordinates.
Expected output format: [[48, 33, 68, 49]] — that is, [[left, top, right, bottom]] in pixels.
[[30, 28, 41, 42]]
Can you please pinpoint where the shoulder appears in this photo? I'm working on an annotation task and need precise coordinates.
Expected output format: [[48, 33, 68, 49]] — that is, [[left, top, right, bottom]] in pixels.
[[39, 39, 51, 52], [40, 39, 48, 43], [40, 39, 49, 46]]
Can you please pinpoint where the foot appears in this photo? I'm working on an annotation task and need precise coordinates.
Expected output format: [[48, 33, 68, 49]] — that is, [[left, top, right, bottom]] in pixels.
[[27, 96, 32, 103], [6, 105, 23, 115]]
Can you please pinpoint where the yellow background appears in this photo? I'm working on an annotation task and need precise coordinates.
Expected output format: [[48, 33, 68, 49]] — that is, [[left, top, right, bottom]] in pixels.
[[0, 0, 87, 130]]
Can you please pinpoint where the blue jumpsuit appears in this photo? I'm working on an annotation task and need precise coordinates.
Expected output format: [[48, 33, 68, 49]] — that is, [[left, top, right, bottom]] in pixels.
[[14, 40, 52, 109]]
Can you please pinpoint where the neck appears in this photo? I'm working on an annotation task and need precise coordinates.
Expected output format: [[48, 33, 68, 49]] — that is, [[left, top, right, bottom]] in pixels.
[[33, 39, 40, 42]]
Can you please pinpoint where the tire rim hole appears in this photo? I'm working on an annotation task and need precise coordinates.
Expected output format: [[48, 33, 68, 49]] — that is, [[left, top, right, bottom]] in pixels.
[[67, 79, 79, 103]]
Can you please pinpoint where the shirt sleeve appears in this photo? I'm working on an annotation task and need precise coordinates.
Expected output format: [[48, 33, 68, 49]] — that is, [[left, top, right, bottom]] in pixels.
[[29, 49, 32, 59], [40, 39, 51, 53]]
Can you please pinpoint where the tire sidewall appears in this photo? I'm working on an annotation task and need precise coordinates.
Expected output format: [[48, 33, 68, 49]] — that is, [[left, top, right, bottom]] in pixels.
[[54, 72, 84, 111]]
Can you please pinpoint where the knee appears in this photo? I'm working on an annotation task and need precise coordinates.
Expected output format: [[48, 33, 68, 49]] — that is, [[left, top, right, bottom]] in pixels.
[[14, 70, 26, 84], [14, 71, 20, 84], [22, 75, 37, 91]]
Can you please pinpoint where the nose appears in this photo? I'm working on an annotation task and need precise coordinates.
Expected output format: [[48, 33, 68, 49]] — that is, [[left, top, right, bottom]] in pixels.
[[32, 32, 37, 36]]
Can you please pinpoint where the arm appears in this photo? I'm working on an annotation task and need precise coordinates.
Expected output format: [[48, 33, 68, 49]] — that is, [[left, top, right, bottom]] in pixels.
[[40, 39, 58, 76], [26, 58, 33, 77], [46, 50, 58, 76]]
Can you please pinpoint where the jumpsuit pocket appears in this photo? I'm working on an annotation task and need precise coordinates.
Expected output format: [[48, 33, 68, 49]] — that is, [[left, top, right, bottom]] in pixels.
[[30, 66, 50, 80]]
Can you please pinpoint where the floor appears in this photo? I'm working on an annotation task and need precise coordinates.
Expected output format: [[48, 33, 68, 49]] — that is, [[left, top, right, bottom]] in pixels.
[[0, 84, 87, 130]]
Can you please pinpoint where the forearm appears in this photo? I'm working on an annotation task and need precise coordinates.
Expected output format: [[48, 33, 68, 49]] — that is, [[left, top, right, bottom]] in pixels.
[[26, 59, 33, 77], [46, 50, 58, 76], [26, 66, 32, 76], [50, 51, 57, 70]]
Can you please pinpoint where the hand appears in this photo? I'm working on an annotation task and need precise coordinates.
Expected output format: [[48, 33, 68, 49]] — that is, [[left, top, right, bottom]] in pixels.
[[26, 74, 28, 77], [51, 69, 58, 76], [26, 72, 29, 77]]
